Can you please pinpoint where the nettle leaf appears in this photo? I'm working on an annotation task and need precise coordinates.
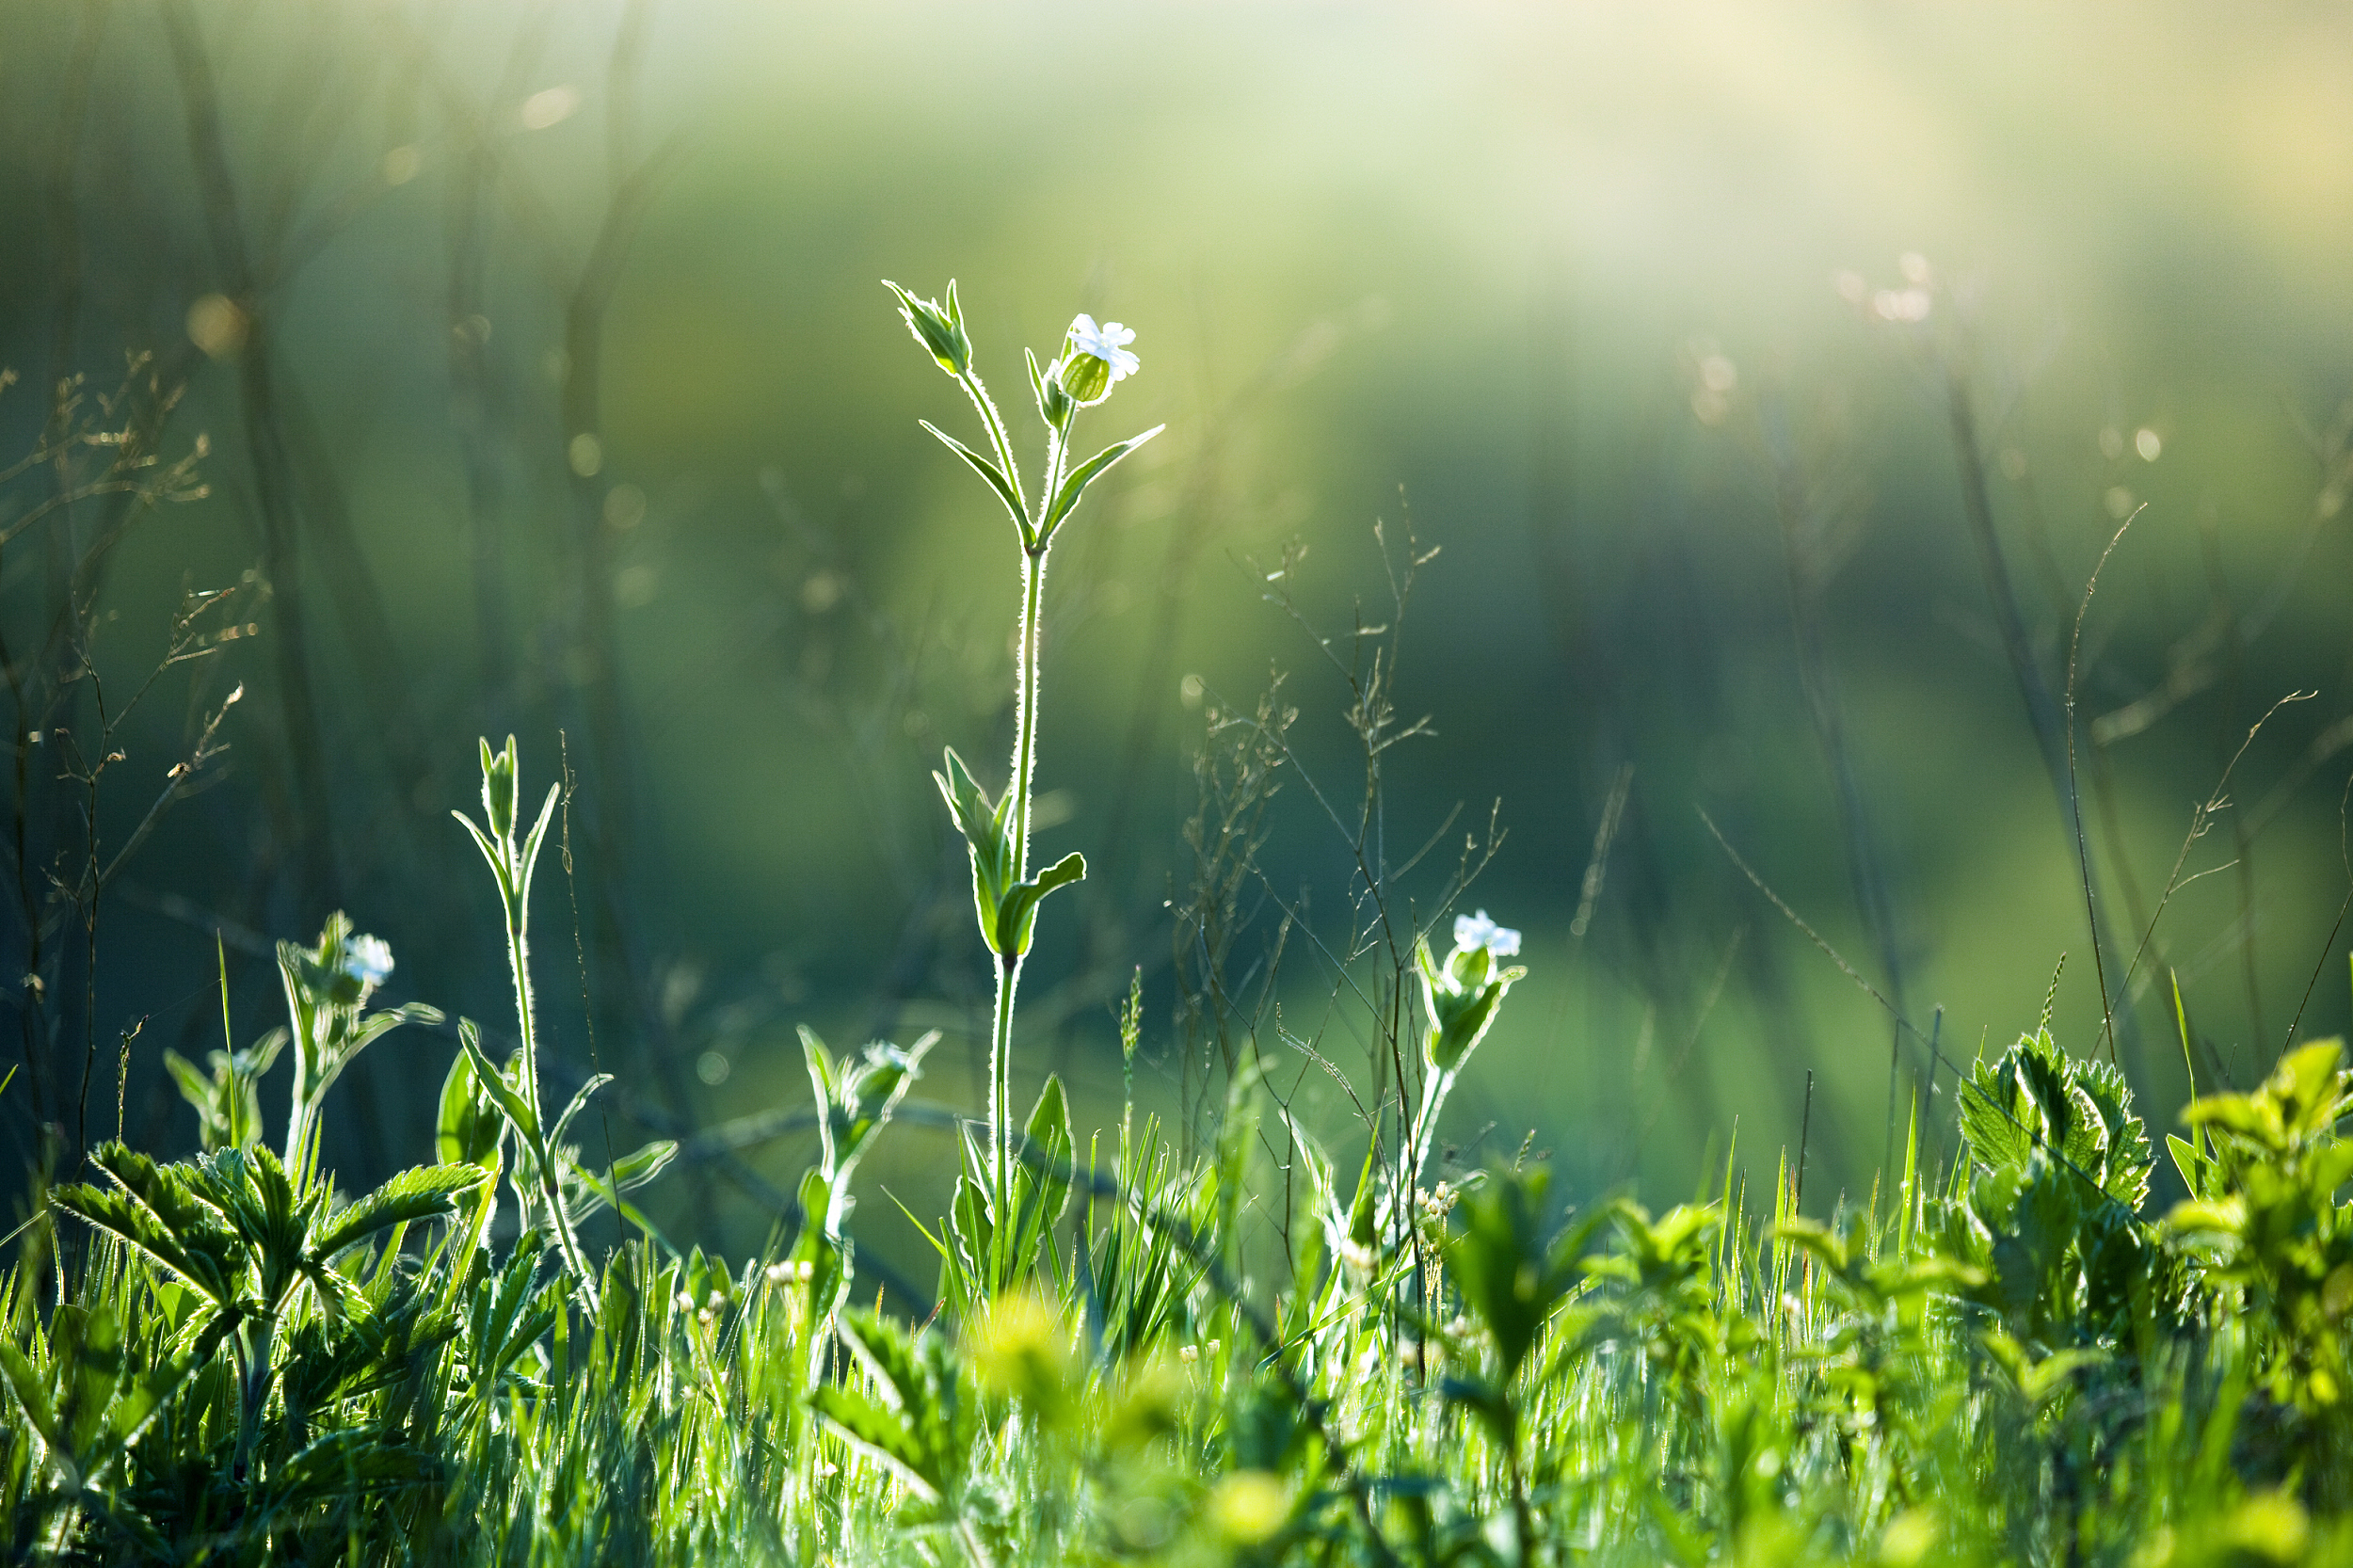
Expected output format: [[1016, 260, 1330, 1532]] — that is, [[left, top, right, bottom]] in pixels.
[[2060, 1082, 2111, 1183], [314, 1164, 488, 1261], [1960, 1059, 2033, 1177], [2073, 1057, 2153, 1208], [837, 1308, 927, 1416], [0, 1340, 63, 1454], [60, 1146, 243, 1305], [810, 1384, 940, 1502]]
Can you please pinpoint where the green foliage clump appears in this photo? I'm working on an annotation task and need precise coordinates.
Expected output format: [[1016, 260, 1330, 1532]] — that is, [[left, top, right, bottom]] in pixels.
[[8, 283, 2353, 1568]]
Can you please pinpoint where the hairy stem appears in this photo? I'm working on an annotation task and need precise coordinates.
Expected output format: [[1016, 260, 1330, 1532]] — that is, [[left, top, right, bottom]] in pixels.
[[504, 873, 595, 1311]]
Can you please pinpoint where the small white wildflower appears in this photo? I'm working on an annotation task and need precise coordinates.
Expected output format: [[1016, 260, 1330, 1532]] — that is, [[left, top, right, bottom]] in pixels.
[[763, 1262, 790, 1287], [675, 1290, 697, 1312], [697, 1308, 714, 1326], [1067, 315, 1139, 382], [1178, 1345, 1198, 1365], [707, 1289, 727, 1311], [1337, 1239, 1377, 1273], [1451, 910, 1520, 959], [340, 934, 394, 989], [1206, 1339, 1221, 1356]]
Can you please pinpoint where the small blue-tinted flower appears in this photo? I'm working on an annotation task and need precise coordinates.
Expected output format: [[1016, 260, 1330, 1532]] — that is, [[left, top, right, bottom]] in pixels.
[[1067, 316, 1139, 382], [1055, 315, 1140, 408], [340, 934, 394, 989], [1452, 910, 1520, 959]]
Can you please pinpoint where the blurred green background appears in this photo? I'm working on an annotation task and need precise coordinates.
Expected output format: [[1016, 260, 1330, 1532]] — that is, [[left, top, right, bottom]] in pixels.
[[6, 1, 2352, 1281]]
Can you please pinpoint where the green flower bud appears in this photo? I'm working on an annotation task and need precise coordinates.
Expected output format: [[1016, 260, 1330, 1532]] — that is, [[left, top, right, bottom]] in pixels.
[[1416, 928, 1526, 1077], [885, 279, 971, 376], [1055, 352, 1111, 408], [479, 735, 519, 841]]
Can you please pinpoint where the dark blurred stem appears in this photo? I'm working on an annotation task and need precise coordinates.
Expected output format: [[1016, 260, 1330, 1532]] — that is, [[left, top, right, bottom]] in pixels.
[[2200, 517, 2265, 1049], [162, 0, 337, 908], [1795, 1067, 1815, 1213], [536, 8, 707, 1224], [1944, 367, 2138, 1072], [45, 3, 108, 400], [6, 615, 44, 1126], [2017, 472, 2158, 951], [447, 150, 512, 703], [1769, 448, 1913, 1168]]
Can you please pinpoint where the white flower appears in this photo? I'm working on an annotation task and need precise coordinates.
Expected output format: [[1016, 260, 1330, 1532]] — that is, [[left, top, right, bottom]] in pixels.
[[1066, 314, 1139, 383], [340, 934, 394, 988], [1451, 909, 1520, 959]]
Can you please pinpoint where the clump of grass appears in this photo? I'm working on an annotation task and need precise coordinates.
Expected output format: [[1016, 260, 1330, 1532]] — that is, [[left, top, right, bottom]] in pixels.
[[5, 286, 2353, 1568]]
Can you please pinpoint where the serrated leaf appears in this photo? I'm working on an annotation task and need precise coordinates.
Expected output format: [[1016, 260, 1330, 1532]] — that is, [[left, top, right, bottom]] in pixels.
[[0, 1341, 62, 1453], [314, 1164, 488, 1260], [809, 1384, 940, 1501]]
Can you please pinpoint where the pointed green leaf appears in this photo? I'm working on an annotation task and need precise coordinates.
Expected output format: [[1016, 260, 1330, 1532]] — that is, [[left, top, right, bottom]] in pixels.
[[548, 1071, 614, 1149], [919, 420, 1028, 534], [993, 850, 1086, 956], [458, 1020, 539, 1142], [1040, 424, 1163, 542]]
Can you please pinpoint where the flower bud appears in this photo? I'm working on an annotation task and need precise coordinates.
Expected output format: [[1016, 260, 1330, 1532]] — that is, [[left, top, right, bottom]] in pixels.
[[1055, 352, 1111, 408], [886, 280, 970, 376], [480, 736, 519, 841]]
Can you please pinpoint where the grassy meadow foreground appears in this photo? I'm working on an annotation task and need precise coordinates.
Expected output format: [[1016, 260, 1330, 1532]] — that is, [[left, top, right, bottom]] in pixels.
[[7, 290, 2353, 1568]]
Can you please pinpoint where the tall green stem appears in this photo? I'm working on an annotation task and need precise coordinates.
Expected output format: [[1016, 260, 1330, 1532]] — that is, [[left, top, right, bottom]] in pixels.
[[504, 915, 543, 1124], [990, 542, 1047, 1226], [504, 874, 595, 1309], [986, 408, 1069, 1229], [987, 953, 1020, 1225]]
